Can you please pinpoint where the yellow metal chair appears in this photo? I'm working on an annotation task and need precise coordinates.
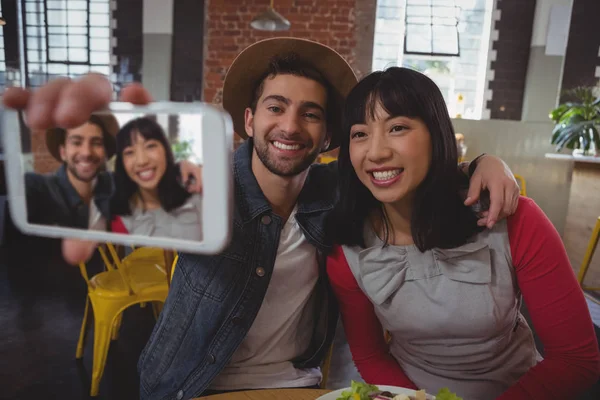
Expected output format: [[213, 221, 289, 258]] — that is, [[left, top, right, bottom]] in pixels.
[[169, 253, 179, 283], [577, 217, 600, 292], [320, 343, 334, 389], [514, 174, 527, 196], [319, 156, 337, 164], [76, 244, 170, 396]]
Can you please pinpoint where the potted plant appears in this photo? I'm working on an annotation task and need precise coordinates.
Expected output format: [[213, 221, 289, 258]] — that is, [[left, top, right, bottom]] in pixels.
[[549, 85, 600, 156], [171, 139, 194, 162]]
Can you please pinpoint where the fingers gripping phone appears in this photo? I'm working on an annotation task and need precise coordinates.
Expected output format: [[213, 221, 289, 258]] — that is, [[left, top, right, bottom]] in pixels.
[[1, 102, 233, 255]]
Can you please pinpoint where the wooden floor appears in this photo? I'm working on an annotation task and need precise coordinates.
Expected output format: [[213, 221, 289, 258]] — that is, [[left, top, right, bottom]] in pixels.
[[0, 245, 155, 400]]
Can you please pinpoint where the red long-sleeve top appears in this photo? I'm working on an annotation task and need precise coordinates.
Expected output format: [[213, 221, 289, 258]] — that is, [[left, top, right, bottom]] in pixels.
[[327, 197, 600, 399]]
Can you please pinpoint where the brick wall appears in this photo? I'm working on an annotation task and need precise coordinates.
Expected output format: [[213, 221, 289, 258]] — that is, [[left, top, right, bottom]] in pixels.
[[560, 0, 600, 99], [203, 0, 375, 146], [203, 0, 371, 103], [32, 130, 60, 173], [486, 0, 537, 121]]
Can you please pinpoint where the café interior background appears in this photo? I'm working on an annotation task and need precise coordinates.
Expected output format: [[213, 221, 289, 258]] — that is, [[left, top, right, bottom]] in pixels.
[[0, 0, 599, 399]]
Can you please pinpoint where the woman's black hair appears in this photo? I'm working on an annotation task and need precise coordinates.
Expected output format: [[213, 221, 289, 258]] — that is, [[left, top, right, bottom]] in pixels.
[[331, 67, 482, 251], [110, 117, 191, 216]]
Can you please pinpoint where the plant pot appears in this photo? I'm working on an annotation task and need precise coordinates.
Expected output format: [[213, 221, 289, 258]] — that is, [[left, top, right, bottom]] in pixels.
[[573, 148, 599, 157], [572, 139, 599, 157]]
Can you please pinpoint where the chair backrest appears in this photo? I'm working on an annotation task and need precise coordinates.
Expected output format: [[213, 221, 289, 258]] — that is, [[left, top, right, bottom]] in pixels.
[[169, 253, 179, 284], [105, 243, 136, 295], [514, 174, 527, 196], [77, 243, 134, 294]]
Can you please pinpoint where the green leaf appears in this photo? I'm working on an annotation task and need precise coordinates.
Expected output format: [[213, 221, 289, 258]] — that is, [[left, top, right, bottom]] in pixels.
[[336, 381, 379, 400], [435, 387, 463, 400]]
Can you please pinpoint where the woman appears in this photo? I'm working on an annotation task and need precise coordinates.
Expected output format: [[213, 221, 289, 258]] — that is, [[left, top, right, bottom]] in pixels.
[[327, 67, 600, 400], [89, 117, 203, 240]]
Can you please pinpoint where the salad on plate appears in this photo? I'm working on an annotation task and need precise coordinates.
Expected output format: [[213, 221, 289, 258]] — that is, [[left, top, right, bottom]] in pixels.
[[334, 381, 463, 400]]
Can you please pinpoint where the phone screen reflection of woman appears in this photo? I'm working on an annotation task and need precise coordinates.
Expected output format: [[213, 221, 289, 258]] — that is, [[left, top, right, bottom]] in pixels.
[[109, 117, 203, 240]]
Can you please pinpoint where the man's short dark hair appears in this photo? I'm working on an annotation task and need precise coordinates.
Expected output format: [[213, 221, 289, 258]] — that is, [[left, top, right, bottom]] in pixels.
[[249, 53, 339, 141]]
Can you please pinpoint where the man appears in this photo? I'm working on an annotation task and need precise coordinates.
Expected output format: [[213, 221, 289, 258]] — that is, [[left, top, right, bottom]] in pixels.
[[0, 114, 120, 290], [3, 38, 519, 400], [24, 114, 118, 229]]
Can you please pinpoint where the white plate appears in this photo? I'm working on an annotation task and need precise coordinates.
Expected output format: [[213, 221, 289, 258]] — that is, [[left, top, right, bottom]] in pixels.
[[317, 385, 435, 400]]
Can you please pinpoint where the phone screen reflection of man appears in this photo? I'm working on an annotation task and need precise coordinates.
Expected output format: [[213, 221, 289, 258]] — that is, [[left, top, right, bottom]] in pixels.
[[0, 114, 118, 289], [26, 114, 118, 229]]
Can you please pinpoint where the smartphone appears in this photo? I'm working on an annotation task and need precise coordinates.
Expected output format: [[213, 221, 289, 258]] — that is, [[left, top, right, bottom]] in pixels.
[[1, 102, 233, 255]]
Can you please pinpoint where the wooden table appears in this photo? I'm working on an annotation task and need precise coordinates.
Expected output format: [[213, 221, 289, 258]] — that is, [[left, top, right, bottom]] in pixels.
[[199, 389, 331, 399]]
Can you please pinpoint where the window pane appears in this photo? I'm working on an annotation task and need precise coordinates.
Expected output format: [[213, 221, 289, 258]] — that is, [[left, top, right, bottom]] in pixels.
[[432, 6, 456, 18], [27, 37, 43, 50], [46, 10, 66, 25], [90, 13, 109, 26], [405, 24, 432, 53], [90, 38, 109, 52], [48, 63, 68, 75], [49, 48, 68, 61], [433, 25, 458, 54], [69, 48, 88, 62], [406, 16, 430, 24], [29, 63, 47, 73], [47, 1, 68, 9], [25, 2, 42, 12], [26, 27, 42, 37], [432, 16, 456, 25], [90, 3, 110, 14], [69, 35, 88, 48], [90, 52, 110, 64], [90, 27, 110, 38], [26, 12, 45, 24], [90, 66, 111, 76], [48, 26, 68, 34], [27, 50, 43, 63], [406, 5, 430, 17], [68, 26, 88, 35], [48, 34, 67, 47], [67, 10, 88, 26], [68, 1, 88, 11], [69, 65, 90, 75]]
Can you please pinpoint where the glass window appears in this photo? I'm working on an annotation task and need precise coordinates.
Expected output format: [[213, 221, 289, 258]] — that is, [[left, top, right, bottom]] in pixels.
[[90, 38, 110, 52], [90, 52, 110, 65], [404, 0, 460, 56], [373, 0, 495, 119], [48, 63, 68, 75], [69, 35, 88, 48], [90, 13, 110, 27]]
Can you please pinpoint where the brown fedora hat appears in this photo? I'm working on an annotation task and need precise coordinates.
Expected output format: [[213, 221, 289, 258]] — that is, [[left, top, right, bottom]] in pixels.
[[46, 113, 119, 162], [222, 37, 357, 152]]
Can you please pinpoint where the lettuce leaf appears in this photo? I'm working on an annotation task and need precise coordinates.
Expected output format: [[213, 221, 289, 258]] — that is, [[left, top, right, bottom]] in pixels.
[[336, 380, 379, 400], [435, 387, 463, 400]]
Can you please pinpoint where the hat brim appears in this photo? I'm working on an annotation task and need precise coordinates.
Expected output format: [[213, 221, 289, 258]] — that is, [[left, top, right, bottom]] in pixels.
[[222, 37, 357, 152], [45, 113, 119, 162]]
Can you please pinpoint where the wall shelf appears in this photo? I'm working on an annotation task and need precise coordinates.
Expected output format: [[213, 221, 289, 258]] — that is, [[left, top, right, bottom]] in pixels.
[[545, 153, 600, 164]]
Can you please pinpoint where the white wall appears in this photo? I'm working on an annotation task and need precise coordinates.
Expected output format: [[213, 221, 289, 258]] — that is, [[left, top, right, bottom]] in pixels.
[[143, 0, 174, 34], [530, 0, 573, 53]]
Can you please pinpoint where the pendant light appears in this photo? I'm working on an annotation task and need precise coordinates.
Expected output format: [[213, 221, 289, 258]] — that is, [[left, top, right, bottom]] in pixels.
[[250, 0, 290, 31]]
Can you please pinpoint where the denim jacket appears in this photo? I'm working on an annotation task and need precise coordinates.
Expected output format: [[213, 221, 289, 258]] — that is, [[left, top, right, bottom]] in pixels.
[[138, 140, 340, 400]]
